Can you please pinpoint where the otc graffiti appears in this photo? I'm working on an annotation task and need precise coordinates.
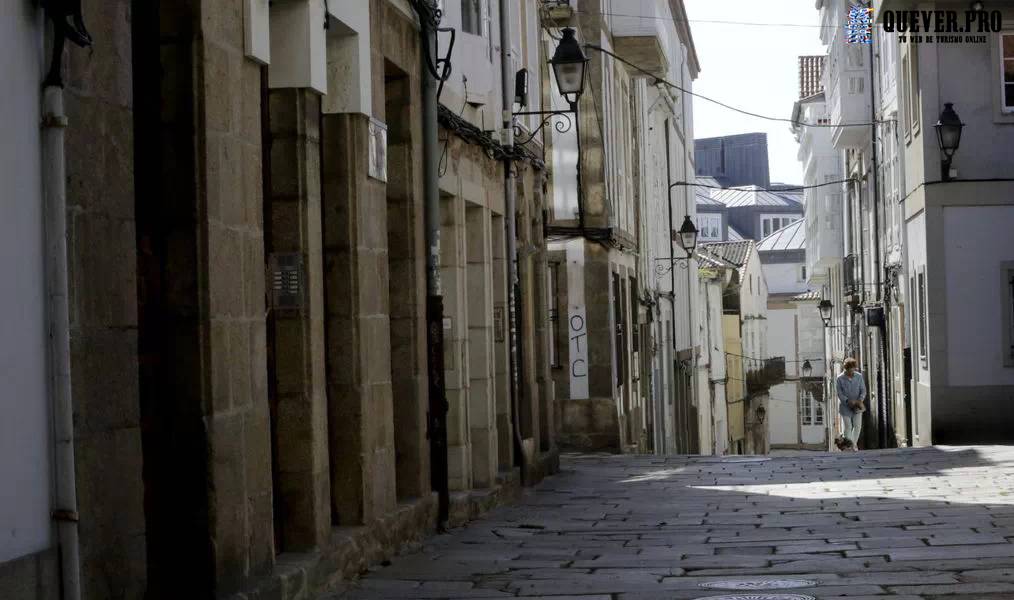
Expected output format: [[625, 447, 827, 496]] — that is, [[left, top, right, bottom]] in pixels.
[[569, 306, 589, 399]]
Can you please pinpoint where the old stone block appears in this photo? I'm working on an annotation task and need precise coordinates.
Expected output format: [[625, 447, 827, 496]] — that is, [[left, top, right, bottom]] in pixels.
[[208, 224, 244, 317], [220, 137, 247, 227], [324, 252, 355, 318], [274, 318, 309, 396], [241, 63, 263, 143], [229, 322, 254, 407], [70, 328, 140, 433], [247, 490, 276, 576], [203, 42, 236, 134], [68, 212, 138, 328]]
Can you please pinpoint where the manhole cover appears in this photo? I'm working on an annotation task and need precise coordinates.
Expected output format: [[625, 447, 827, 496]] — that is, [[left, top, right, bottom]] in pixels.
[[692, 596, 815, 600], [700, 579, 817, 590]]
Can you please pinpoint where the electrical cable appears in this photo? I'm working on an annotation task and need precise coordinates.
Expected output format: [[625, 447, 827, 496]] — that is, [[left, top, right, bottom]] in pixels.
[[584, 43, 895, 129], [571, 8, 866, 30]]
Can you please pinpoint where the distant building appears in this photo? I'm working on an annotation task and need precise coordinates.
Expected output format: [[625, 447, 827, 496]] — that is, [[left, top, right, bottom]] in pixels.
[[695, 176, 729, 243], [694, 132, 771, 188], [710, 186, 804, 242], [757, 221, 826, 450], [798, 55, 825, 98]]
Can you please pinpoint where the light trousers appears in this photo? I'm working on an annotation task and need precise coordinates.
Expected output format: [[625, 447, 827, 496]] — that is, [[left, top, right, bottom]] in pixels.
[[841, 410, 863, 447]]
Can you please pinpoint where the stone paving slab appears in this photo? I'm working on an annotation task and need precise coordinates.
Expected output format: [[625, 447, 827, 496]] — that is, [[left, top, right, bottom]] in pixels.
[[324, 445, 1014, 599]]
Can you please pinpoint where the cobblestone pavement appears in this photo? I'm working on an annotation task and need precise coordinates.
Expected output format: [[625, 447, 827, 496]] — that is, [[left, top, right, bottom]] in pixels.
[[328, 446, 1014, 599]]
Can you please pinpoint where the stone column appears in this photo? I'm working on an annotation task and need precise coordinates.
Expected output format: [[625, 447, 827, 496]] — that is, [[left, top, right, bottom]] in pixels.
[[320, 112, 397, 524], [466, 207, 497, 488], [491, 214, 514, 472], [264, 87, 330, 550], [137, 1, 274, 594], [441, 195, 472, 491]]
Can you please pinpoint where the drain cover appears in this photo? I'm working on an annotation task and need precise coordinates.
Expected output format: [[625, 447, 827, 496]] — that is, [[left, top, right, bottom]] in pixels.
[[700, 579, 817, 590], [692, 596, 815, 600]]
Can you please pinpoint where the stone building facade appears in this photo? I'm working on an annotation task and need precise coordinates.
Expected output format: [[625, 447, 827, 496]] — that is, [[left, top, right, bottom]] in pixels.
[[546, 0, 702, 455], [0, 1, 556, 598]]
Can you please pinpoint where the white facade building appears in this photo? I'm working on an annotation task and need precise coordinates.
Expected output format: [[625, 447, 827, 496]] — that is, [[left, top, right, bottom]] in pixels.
[[875, 0, 1014, 444]]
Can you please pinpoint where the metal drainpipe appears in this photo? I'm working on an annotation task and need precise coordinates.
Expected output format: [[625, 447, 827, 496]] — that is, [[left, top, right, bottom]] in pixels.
[[867, 15, 889, 449], [499, 0, 526, 485], [42, 86, 82, 600], [420, 14, 449, 528], [663, 122, 679, 454]]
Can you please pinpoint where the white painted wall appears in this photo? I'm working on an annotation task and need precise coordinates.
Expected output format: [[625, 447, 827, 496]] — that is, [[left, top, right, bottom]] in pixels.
[[0, 2, 52, 563], [943, 205, 1014, 387], [762, 261, 808, 296], [768, 382, 797, 446]]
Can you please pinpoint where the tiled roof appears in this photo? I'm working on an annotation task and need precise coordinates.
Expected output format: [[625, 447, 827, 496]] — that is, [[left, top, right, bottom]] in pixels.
[[699, 240, 754, 268], [792, 290, 821, 301], [757, 218, 805, 252], [711, 186, 804, 208]]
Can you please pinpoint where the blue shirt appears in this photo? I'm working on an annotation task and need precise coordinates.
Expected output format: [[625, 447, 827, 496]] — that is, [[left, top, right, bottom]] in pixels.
[[836, 371, 867, 415]]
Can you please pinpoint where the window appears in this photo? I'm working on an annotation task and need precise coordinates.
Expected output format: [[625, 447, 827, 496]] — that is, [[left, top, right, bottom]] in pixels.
[[698, 213, 723, 241], [461, 0, 487, 36], [917, 269, 928, 365], [799, 265, 807, 282], [761, 215, 801, 238], [801, 391, 813, 426], [907, 43, 921, 134], [848, 76, 865, 95], [1002, 34, 1014, 112], [1003, 263, 1014, 367]]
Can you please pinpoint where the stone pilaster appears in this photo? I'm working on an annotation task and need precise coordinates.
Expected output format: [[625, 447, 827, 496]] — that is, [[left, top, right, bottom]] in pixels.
[[466, 207, 497, 488], [265, 87, 331, 550], [320, 112, 397, 524]]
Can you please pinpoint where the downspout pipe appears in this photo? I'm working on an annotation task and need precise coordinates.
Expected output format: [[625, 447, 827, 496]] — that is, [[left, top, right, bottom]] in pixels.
[[663, 127, 682, 454], [42, 86, 82, 600], [420, 10, 449, 528], [500, 0, 526, 484], [867, 12, 889, 449]]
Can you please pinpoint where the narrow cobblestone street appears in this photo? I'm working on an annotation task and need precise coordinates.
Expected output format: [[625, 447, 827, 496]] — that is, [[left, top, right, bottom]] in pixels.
[[330, 447, 1014, 599]]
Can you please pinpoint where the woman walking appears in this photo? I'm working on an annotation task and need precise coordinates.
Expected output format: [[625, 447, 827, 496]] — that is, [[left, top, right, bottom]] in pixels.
[[836, 358, 866, 451]]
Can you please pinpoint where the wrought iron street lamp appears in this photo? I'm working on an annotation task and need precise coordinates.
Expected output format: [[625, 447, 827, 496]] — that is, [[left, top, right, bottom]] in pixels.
[[802, 359, 813, 378], [511, 28, 586, 144], [549, 28, 588, 108], [934, 103, 964, 181], [653, 213, 700, 279], [677, 215, 699, 256], [818, 299, 833, 326]]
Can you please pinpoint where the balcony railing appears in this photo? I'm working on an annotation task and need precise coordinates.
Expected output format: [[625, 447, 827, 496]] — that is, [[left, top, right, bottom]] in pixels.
[[746, 356, 786, 393]]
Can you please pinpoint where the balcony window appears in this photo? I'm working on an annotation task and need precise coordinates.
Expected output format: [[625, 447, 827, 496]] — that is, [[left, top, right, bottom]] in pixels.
[[461, 0, 488, 36], [1002, 34, 1014, 111], [917, 269, 928, 366]]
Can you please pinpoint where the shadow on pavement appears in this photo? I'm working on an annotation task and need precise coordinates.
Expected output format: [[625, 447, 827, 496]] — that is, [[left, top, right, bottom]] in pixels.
[[329, 446, 1014, 599]]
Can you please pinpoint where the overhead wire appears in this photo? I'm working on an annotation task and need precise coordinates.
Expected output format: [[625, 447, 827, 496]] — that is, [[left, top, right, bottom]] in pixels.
[[583, 43, 895, 128]]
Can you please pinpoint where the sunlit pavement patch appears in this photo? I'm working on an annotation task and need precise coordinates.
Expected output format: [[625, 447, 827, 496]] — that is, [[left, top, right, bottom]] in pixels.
[[699, 579, 818, 590]]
